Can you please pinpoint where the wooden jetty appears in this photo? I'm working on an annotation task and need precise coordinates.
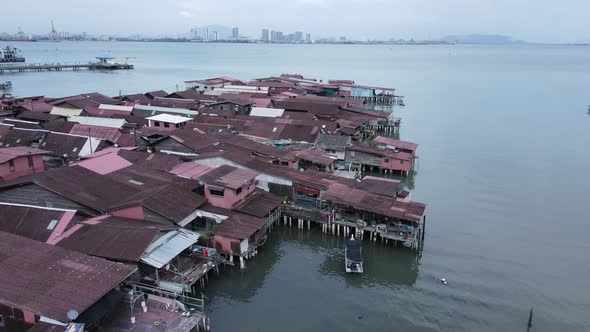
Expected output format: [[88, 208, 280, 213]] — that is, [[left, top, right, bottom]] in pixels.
[[282, 201, 426, 252], [0, 56, 133, 74], [0, 62, 133, 73]]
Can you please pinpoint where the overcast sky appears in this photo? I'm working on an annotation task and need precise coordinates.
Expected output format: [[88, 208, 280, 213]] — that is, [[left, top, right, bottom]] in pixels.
[[1, 0, 588, 43]]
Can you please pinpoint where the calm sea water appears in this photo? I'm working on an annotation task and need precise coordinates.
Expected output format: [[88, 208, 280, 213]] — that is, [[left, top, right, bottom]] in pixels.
[[3, 42, 590, 331]]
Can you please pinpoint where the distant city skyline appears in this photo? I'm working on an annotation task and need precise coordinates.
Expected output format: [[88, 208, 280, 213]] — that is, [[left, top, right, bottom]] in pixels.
[[0, 0, 589, 43]]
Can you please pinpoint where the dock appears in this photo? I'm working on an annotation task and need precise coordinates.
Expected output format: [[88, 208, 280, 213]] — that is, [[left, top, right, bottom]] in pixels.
[[0, 62, 133, 73], [0, 56, 134, 74]]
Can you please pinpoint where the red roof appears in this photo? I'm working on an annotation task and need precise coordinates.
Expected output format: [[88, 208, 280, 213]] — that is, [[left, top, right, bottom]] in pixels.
[[69, 124, 122, 142], [57, 216, 168, 262], [199, 164, 258, 189], [0, 203, 76, 243], [295, 148, 336, 166], [0, 231, 136, 322], [324, 183, 425, 223], [373, 136, 418, 152], [170, 162, 214, 179], [0, 146, 49, 163], [75, 149, 133, 175]]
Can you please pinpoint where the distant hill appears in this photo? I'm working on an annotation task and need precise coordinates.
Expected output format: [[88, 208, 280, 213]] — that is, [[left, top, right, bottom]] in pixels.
[[440, 34, 525, 44]]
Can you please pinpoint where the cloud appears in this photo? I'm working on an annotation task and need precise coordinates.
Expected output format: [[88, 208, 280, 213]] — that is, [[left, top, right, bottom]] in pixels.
[[179, 10, 193, 18]]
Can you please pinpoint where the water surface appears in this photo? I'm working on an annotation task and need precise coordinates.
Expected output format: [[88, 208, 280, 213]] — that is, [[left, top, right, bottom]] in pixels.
[[3, 42, 590, 331]]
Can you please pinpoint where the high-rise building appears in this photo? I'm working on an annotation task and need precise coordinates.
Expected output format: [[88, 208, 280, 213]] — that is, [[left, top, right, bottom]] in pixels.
[[205, 27, 209, 42], [295, 31, 303, 42], [261, 29, 269, 41], [213, 31, 219, 41], [270, 30, 277, 41], [232, 27, 239, 39], [305, 33, 311, 43], [277, 31, 283, 41]]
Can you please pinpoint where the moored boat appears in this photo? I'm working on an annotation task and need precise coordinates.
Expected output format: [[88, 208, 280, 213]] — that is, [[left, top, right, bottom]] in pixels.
[[345, 236, 363, 273], [0, 81, 12, 90], [0, 46, 26, 63]]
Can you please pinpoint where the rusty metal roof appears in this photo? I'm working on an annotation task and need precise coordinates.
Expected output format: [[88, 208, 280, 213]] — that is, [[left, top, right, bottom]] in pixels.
[[0, 231, 136, 323], [233, 189, 282, 218], [57, 216, 169, 262], [199, 164, 258, 189]]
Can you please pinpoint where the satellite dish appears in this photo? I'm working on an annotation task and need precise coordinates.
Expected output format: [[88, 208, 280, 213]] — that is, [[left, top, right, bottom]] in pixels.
[[67, 309, 79, 321]]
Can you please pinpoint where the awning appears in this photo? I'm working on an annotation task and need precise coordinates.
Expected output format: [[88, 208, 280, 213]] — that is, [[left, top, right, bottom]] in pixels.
[[140, 229, 199, 268]]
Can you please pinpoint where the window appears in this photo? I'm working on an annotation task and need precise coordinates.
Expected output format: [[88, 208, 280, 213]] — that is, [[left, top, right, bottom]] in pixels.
[[0, 314, 4, 327], [27, 155, 34, 168], [400, 160, 404, 164], [154, 121, 160, 127], [384, 158, 390, 163], [8, 160, 15, 172], [209, 188, 224, 196], [236, 186, 243, 195], [281, 161, 289, 166], [164, 122, 170, 128]]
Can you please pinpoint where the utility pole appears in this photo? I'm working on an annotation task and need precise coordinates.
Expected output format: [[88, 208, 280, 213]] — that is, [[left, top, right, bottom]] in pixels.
[[88, 128, 93, 153]]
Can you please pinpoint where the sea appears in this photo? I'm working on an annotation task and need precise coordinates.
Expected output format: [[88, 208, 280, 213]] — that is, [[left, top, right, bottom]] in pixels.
[[2, 41, 590, 332]]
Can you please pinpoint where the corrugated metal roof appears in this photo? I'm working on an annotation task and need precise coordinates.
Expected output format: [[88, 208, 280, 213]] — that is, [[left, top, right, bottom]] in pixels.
[[133, 104, 199, 117], [68, 116, 127, 129], [249, 107, 285, 118], [98, 104, 133, 112], [140, 229, 199, 268], [49, 107, 84, 117]]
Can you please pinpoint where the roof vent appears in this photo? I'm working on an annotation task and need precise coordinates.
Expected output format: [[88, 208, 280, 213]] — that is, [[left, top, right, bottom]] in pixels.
[[128, 179, 144, 185]]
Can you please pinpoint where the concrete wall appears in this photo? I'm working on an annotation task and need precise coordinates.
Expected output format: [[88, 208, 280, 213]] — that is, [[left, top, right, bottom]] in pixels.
[[380, 157, 411, 172], [148, 120, 186, 131], [211, 235, 247, 255], [205, 181, 257, 209], [0, 155, 44, 181]]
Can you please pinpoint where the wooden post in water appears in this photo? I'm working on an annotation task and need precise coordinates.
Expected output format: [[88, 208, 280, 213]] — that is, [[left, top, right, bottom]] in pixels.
[[527, 308, 534, 332]]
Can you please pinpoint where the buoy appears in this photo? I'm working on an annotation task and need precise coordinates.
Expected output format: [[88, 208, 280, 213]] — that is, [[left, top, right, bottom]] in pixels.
[[439, 277, 448, 285]]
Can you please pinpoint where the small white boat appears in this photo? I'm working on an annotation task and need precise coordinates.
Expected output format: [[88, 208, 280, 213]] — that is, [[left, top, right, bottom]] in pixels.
[[345, 236, 363, 273]]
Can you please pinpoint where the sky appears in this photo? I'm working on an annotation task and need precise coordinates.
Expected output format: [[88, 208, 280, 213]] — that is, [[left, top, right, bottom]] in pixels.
[[1, 0, 589, 43]]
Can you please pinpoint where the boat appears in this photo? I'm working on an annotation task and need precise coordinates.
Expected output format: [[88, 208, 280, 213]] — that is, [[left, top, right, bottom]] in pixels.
[[345, 236, 363, 273], [0, 46, 26, 63], [0, 81, 12, 90]]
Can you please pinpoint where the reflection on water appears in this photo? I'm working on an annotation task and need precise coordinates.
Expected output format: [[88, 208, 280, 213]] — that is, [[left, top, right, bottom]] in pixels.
[[204, 224, 421, 305]]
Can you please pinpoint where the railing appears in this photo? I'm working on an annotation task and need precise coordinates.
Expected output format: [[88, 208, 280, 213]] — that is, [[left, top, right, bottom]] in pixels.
[[123, 282, 205, 313]]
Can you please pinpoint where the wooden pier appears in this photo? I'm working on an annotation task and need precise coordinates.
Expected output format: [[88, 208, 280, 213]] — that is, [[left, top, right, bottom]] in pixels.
[[282, 204, 426, 252], [351, 95, 405, 106], [0, 62, 133, 74]]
